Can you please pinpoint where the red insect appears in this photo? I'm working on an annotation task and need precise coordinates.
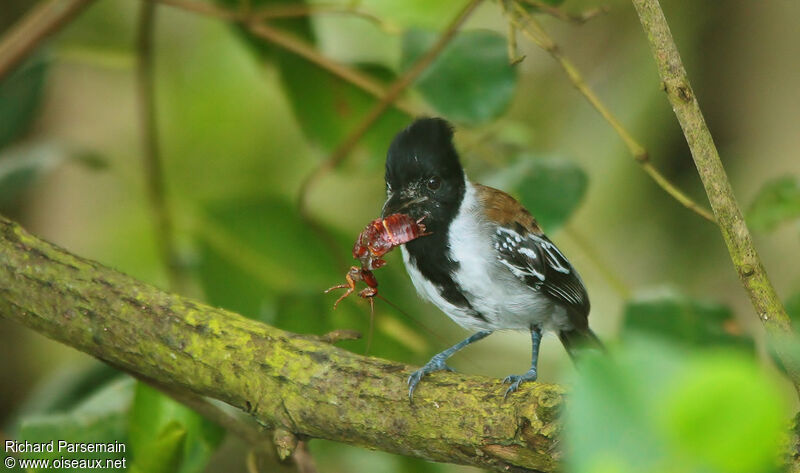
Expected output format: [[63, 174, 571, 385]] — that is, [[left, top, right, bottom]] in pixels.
[[325, 214, 429, 309]]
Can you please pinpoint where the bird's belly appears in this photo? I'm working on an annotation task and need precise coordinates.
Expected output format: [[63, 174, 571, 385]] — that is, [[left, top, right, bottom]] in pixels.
[[456, 256, 567, 331], [401, 242, 571, 333]]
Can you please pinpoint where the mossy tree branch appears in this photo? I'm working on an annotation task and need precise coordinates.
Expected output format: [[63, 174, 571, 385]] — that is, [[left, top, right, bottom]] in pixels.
[[0, 215, 563, 473], [630, 0, 800, 393]]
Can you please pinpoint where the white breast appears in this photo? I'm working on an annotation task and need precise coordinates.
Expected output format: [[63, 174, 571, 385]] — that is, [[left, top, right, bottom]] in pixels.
[[402, 181, 571, 333]]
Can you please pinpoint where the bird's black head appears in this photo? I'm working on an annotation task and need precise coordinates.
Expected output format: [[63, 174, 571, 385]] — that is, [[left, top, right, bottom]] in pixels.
[[382, 118, 466, 235]]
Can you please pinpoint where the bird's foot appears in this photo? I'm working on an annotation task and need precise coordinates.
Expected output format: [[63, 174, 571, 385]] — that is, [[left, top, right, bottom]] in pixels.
[[408, 356, 453, 401], [502, 368, 538, 399]]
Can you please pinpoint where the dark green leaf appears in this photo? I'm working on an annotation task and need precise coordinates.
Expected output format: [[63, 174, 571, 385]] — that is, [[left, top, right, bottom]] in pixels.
[[129, 383, 224, 473], [16, 378, 133, 473], [213, 0, 408, 157], [0, 55, 48, 148], [129, 421, 187, 473], [567, 337, 785, 473], [746, 175, 800, 232], [401, 29, 517, 124], [278, 58, 410, 156], [621, 291, 755, 354], [507, 158, 587, 232]]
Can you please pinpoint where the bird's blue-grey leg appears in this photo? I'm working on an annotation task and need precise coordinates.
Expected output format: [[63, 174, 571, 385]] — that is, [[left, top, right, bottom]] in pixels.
[[503, 325, 542, 398], [408, 330, 492, 401]]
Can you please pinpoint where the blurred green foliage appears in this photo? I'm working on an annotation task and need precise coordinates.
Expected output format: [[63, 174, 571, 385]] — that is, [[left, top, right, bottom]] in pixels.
[[16, 378, 133, 473], [567, 340, 786, 473], [129, 384, 224, 473], [517, 158, 588, 232], [747, 175, 800, 232], [1, 0, 800, 472], [621, 290, 755, 354]]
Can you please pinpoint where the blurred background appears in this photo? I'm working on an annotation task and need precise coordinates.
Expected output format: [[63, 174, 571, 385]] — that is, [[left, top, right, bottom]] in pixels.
[[1, 0, 800, 472]]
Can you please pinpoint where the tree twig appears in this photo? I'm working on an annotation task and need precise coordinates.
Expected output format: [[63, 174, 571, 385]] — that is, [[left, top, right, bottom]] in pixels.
[[504, 1, 716, 223], [0, 0, 97, 81], [517, 0, 609, 24], [0, 215, 563, 473], [249, 3, 397, 33], [630, 0, 800, 394], [297, 0, 484, 215], [136, 0, 182, 291], [154, 0, 416, 115]]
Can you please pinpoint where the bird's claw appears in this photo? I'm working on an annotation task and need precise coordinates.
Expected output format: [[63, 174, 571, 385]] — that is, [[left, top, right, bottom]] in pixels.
[[407, 357, 453, 401], [502, 369, 538, 399]]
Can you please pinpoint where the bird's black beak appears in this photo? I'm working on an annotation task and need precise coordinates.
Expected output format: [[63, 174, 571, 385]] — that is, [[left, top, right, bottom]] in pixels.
[[381, 190, 427, 219], [381, 193, 410, 218]]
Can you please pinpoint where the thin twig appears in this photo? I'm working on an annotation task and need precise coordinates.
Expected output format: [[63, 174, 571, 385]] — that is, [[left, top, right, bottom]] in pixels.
[[153, 0, 415, 115], [297, 0, 484, 214], [137, 0, 182, 290], [517, 0, 609, 24], [245, 21, 415, 115], [506, 2, 716, 223], [630, 0, 800, 396], [154, 0, 239, 19], [249, 3, 397, 33], [0, 0, 97, 81]]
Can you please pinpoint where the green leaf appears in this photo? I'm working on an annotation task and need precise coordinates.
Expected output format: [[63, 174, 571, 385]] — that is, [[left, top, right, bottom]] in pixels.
[[514, 158, 588, 232], [746, 175, 800, 232], [278, 58, 410, 156], [16, 378, 134, 472], [566, 338, 785, 473], [128, 421, 187, 473], [0, 54, 48, 148], [129, 383, 224, 473], [658, 353, 786, 473], [621, 290, 755, 354], [401, 29, 517, 125], [213, 0, 408, 157]]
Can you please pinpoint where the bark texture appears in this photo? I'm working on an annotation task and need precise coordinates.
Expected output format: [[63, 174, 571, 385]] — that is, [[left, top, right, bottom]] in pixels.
[[0, 216, 563, 473]]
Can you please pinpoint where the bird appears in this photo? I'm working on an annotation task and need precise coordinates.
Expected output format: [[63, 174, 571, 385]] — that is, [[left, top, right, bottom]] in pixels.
[[381, 117, 603, 400]]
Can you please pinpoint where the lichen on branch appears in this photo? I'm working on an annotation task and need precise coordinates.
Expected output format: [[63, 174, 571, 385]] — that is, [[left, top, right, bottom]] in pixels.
[[0, 215, 562, 473]]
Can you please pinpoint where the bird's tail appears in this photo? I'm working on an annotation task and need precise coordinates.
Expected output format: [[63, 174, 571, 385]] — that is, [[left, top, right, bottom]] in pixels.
[[558, 327, 605, 362]]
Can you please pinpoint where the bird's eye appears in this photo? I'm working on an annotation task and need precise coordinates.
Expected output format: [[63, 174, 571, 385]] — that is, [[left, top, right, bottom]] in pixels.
[[426, 176, 441, 190]]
